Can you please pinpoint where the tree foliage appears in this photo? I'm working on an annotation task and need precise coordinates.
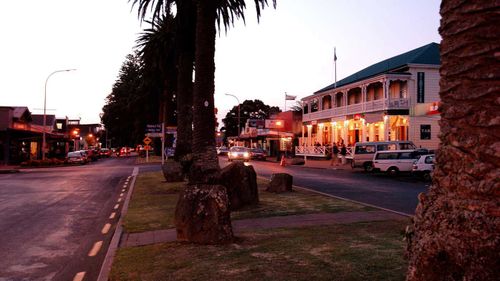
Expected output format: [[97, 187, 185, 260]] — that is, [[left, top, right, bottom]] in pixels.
[[222, 99, 280, 137]]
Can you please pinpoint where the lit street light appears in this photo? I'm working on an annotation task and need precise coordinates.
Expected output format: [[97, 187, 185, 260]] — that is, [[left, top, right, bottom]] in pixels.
[[225, 93, 241, 138], [42, 69, 76, 160]]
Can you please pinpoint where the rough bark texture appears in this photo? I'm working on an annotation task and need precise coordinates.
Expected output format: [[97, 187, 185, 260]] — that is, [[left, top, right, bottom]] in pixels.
[[267, 173, 293, 193], [161, 162, 184, 182], [406, 1, 500, 280], [173, 0, 196, 162], [218, 162, 259, 211], [174, 184, 233, 244], [188, 0, 220, 185]]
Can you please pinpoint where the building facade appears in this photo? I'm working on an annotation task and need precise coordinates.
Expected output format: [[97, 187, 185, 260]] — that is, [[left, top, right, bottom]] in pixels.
[[297, 43, 441, 156]]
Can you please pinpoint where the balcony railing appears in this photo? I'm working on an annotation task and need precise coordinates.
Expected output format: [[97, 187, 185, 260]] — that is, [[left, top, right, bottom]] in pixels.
[[295, 146, 353, 158], [303, 98, 409, 122]]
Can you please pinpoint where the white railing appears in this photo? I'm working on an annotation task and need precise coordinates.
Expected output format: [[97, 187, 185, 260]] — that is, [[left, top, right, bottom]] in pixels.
[[295, 146, 353, 158], [387, 98, 409, 109], [303, 98, 409, 121]]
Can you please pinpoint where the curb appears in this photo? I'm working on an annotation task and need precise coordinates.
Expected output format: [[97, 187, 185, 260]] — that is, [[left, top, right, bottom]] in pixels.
[[0, 169, 20, 174], [97, 166, 139, 281], [257, 175, 412, 218]]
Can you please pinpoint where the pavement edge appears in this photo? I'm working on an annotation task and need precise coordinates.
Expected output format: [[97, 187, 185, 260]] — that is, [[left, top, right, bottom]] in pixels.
[[97, 166, 139, 281]]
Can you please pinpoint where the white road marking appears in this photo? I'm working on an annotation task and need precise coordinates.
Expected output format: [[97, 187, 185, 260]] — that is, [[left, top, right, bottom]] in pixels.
[[101, 223, 112, 234], [73, 272, 85, 281], [123, 184, 127, 188], [114, 204, 120, 210], [120, 193, 124, 197], [117, 198, 122, 203], [122, 189, 126, 192], [109, 212, 116, 219], [88, 241, 103, 257]]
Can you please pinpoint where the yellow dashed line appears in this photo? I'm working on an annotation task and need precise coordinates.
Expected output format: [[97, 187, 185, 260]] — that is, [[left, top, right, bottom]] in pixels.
[[73, 272, 85, 281], [88, 241, 103, 257], [101, 223, 112, 234]]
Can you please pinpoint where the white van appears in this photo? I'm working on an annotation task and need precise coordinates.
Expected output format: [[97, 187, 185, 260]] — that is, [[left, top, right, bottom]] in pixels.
[[351, 141, 417, 172], [372, 150, 420, 175]]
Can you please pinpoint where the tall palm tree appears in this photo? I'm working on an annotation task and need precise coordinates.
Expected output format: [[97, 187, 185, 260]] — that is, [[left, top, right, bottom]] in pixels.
[[407, 1, 499, 280], [131, 0, 196, 163], [189, 0, 276, 183], [136, 14, 177, 130]]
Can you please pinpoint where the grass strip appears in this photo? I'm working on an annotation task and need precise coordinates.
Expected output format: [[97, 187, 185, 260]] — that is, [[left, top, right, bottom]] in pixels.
[[123, 172, 374, 233], [110, 220, 408, 281]]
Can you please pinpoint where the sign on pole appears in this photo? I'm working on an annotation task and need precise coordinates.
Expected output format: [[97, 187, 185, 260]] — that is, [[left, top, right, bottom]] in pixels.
[[143, 137, 152, 145]]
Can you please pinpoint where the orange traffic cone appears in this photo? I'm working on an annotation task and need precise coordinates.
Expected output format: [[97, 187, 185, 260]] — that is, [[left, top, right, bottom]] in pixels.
[[280, 155, 286, 166]]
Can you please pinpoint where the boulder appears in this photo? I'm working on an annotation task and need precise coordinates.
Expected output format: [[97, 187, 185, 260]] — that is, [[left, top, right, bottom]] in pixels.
[[267, 173, 293, 193], [161, 162, 185, 182], [219, 162, 259, 211], [291, 158, 306, 165], [175, 184, 233, 244]]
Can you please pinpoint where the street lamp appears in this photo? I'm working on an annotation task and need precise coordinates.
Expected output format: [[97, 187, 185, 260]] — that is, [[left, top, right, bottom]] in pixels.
[[42, 69, 76, 160], [225, 93, 240, 139]]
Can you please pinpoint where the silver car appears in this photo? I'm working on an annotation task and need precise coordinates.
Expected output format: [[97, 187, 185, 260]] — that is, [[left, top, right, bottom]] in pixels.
[[228, 146, 250, 162]]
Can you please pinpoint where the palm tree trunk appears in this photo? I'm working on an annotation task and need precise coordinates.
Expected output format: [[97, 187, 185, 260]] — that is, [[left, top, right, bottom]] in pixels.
[[407, 1, 500, 280], [189, 0, 219, 183], [174, 0, 196, 162]]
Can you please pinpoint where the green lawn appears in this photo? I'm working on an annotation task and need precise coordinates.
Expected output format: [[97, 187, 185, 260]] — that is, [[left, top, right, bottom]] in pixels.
[[111, 220, 408, 281], [123, 172, 374, 233]]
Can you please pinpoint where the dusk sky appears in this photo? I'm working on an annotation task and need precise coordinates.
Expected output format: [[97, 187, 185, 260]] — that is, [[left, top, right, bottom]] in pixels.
[[0, 0, 441, 125]]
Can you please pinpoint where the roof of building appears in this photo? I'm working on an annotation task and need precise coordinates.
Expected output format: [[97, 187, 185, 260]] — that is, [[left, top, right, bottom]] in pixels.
[[314, 42, 440, 94], [32, 114, 56, 126]]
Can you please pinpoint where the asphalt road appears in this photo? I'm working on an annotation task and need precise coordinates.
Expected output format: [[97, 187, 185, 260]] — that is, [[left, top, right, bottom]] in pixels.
[[220, 157, 429, 215], [0, 157, 136, 281]]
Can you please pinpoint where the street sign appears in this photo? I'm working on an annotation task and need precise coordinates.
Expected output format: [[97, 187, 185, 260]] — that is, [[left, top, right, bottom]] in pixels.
[[146, 133, 162, 137], [146, 124, 162, 133], [143, 137, 152, 145]]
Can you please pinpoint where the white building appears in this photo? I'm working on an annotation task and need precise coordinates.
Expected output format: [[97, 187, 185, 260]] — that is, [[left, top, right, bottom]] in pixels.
[[297, 43, 441, 156]]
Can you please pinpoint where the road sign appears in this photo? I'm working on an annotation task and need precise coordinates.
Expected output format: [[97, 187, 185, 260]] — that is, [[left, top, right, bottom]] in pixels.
[[143, 137, 152, 145], [145, 133, 162, 137]]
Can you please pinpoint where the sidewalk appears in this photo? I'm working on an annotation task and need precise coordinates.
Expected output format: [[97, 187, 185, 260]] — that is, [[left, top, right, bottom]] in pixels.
[[120, 210, 405, 248], [0, 165, 20, 174], [266, 156, 352, 170]]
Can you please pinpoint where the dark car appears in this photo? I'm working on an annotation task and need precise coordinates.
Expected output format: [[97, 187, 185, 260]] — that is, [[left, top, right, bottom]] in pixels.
[[217, 146, 229, 155], [99, 148, 112, 158], [250, 148, 267, 160]]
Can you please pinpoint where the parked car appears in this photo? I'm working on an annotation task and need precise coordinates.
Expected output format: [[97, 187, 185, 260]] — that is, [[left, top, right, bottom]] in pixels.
[[351, 141, 417, 172], [228, 146, 250, 162], [99, 148, 112, 158], [412, 154, 435, 181], [372, 149, 420, 175], [86, 149, 99, 161], [217, 146, 229, 155], [67, 151, 88, 164], [250, 148, 267, 160]]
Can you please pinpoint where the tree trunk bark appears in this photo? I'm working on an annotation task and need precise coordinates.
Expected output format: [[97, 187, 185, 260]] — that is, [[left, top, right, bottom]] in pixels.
[[174, 0, 196, 162], [406, 1, 500, 280], [189, 0, 220, 184]]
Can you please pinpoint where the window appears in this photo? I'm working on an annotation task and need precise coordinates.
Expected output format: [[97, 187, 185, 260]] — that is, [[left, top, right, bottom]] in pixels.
[[400, 142, 417, 150], [425, 155, 435, 164], [399, 152, 418, 159], [376, 152, 398, 160], [420, 125, 431, 140], [355, 145, 376, 154], [377, 144, 388, 151]]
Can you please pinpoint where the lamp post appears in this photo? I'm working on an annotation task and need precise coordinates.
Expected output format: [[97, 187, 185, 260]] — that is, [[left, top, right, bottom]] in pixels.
[[42, 69, 76, 160], [225, 93, 241, 141]]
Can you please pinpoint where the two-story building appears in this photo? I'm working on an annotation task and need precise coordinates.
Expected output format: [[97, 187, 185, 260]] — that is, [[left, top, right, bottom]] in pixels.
[[297, 42, 441, 157]]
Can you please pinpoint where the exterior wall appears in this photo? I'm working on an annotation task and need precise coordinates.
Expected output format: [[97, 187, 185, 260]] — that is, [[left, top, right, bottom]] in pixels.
[[409, 115, 441, 150], [408, 65, 440, 106]]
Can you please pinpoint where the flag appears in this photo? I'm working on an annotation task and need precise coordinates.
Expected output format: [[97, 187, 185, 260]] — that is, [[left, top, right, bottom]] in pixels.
[[334, 47, 337, 62], [285, 94, 296, 100]]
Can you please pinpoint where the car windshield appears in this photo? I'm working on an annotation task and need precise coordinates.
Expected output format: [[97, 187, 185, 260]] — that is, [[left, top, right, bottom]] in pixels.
[[251, 148, 264, 152], [230, 147, 247, 152]]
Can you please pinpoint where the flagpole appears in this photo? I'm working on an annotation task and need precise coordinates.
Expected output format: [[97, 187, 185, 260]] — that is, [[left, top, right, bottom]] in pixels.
[[334, 47, 337, 88]]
